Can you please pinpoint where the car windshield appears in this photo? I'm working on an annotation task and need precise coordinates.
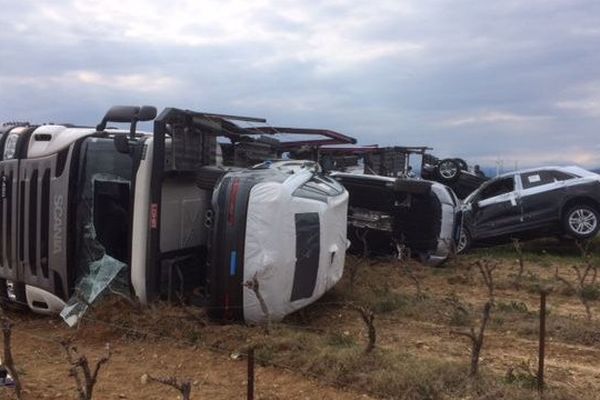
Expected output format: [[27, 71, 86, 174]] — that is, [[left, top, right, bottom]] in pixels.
[[464, 185, 483, 204], [73, 137, 133, 279]]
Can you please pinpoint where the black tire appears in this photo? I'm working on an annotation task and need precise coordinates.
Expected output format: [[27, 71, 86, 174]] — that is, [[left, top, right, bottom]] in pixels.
[[562, 204, 600, 239], [454, 158, 468, 171], [436, 158, 460, 183], [456, 227, 471, 254]]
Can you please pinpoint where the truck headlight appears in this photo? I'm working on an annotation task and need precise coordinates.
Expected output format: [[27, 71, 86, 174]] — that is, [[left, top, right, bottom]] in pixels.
[[3, 133, 19, 160]]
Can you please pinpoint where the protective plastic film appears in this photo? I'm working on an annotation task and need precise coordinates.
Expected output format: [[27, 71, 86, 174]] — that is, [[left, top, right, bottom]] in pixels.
[[242, 173, 349, 323]]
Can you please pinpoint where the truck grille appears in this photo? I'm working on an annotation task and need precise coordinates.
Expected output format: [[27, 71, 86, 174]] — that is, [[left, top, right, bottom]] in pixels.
[[19, 158, 53, 291], [0, 160, 19, 281], [19, 159, 52, 289], [0, 147, 71, 300]]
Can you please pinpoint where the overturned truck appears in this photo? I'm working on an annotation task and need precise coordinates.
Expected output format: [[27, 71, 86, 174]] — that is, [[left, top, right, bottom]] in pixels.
[[0, 106, 349, 324]]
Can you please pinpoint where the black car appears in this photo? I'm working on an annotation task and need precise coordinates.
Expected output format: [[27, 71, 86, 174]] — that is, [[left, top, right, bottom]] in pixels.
[[331, 173, 461, 266], [457, 166, 600, 252], [421, 157, 488, 199]]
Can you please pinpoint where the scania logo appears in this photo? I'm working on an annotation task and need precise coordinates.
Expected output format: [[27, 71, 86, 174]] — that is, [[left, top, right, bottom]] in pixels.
[[53, 195, 64, 254]]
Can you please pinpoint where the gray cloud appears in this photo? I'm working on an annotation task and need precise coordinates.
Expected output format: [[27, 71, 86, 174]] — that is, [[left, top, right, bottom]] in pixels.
[[1, 0, 599, 168]]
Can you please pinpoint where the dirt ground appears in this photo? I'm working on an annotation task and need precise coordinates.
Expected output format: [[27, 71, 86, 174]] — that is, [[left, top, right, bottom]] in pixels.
[[5, 322, 372, 400], [2, 238, 600, 399]]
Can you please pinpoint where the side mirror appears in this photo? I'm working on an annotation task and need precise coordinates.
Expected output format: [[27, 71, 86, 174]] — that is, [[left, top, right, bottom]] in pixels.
[[99, 106, 141, 125], [138, 105, 158, 121], [96, 105, 157, 133]]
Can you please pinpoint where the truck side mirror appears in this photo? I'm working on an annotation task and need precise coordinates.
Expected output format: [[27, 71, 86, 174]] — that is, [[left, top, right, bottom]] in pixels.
[[138, 105, 157, 121], [96, 105, 157, 132]]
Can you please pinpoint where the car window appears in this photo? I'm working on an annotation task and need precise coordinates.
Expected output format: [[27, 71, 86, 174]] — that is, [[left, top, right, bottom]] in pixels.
[[550, 170, 575, 181], [520, 171, 554, 189], [479, 177, 514, 200], [521, 170, 574, 189]]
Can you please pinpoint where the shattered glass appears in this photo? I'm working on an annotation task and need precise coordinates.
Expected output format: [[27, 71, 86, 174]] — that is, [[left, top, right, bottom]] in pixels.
[[60, 254, 126, 327], [61, 138, 134, 326]]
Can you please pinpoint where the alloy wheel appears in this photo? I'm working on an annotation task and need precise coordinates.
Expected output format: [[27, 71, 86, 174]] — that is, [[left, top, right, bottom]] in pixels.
[[568, 208, 598, 235], [438, 160, 458, 179], [457, 228, 469, 253]]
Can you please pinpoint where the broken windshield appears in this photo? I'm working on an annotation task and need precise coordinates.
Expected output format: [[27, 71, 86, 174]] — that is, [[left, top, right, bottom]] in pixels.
[[74, 137, 133, 270], [61, 137, 134, 326]]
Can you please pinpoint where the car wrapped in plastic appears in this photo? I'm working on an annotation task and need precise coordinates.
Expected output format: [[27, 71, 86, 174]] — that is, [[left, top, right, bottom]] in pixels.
[[209, 161, 348, 322]]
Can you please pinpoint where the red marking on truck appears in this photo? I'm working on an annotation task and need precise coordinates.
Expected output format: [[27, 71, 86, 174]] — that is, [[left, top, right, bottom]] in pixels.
[[228, 178, 240, 226], [150, 203, 159, 229]]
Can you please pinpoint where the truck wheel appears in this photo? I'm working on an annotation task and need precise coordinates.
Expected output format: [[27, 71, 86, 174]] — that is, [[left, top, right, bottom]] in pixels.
[[456, 228, 471, 254], [563, 205, 600, 239], [436, 158, 460, 182]]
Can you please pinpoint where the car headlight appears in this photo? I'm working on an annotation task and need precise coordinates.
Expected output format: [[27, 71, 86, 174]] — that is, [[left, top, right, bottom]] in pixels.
[[3, 133, 19, 160]]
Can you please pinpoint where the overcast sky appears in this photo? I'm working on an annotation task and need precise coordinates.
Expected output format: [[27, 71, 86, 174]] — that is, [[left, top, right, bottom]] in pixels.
[[1, 0, 599, 168]]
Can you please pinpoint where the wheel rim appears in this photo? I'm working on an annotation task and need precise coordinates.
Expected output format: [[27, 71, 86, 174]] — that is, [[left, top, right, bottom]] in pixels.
[[439, 161, 458, 179], [457, 229, 468, 253], [568, 208, 598, 235]]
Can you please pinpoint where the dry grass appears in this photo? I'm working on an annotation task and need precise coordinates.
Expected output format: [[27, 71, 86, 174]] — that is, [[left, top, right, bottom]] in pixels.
[[251, 325, 469, 399], [8, 237, 597, 400]]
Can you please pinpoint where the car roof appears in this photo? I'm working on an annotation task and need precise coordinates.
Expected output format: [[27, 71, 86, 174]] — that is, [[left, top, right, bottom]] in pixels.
[[497, 165, 597, 179]]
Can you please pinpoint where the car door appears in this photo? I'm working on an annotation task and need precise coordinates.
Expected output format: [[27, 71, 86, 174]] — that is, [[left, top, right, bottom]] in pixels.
[[518, 170, 567, 228], [470, 175, 522, 239]]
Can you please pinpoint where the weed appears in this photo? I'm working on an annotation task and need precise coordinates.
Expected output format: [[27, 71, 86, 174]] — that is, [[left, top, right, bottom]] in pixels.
[[497, 300, 529, 314], [446, 274, 473, 285], [581, 285, 600, 301], [186, 330, 202, 344], [327, 332, 356, 348], [491, 316, 505, 327], [449, 307, 473, 327], [360, 286, 408, 314], [505, 360, 538, 389]]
